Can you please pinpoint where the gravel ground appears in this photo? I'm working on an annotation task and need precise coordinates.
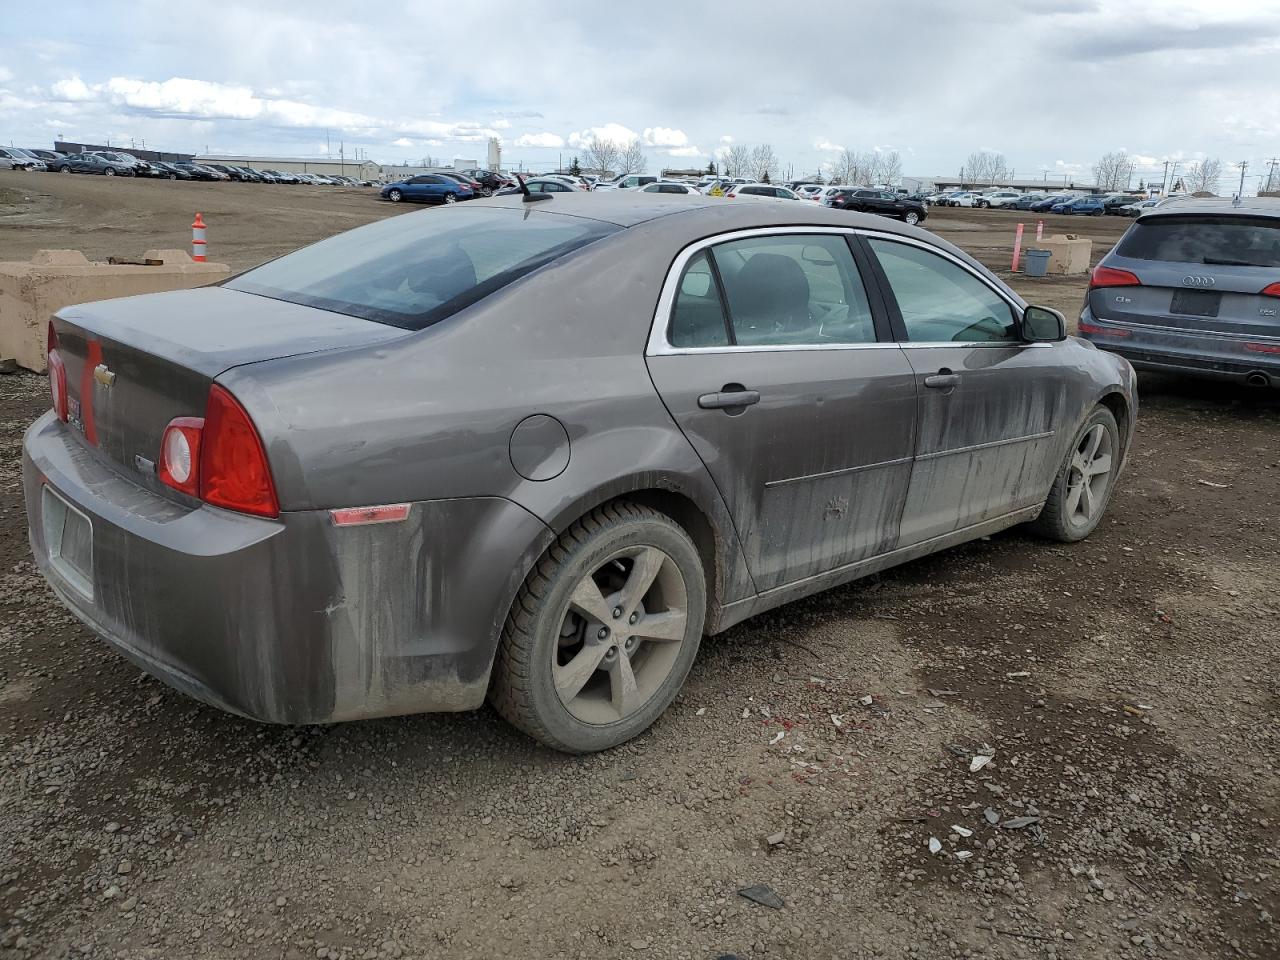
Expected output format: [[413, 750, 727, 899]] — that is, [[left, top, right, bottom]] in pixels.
[[1, 179, 1278, 959]]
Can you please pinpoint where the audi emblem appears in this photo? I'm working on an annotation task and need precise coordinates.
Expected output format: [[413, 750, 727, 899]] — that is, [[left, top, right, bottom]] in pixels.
[[1182, 275, 1216, 287]]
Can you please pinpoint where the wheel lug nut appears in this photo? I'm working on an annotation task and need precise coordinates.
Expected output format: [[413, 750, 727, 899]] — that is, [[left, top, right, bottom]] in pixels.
[[597, 627, 609, 640], [612, 606, 623, 619], [628, 612, 639, 625]]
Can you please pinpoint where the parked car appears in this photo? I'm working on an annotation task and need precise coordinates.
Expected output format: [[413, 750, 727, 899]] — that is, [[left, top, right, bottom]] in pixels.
[[25, 149, 66, 166], [1028, 194, 1070, 212], [638, 181, 702, 196], [724, 184, 800, 200], [1079, 196, 1280, 388], [942, 192, 977, 207], [495, 177, 576, 196], [381, 173, 474, 203], [1120, 199, 1160, 217], [26, 193, 1135, 753], [0, 147, 46, 171], [456, 169, 508, 195], [974, 191, 1023, 209], [50, 152, 136, 176], [262, 170, 301, 184], [1065, 197, 1106, 216], [827, 188, 928, 225], [795, 184, 826, 201], [1103, 194, 1145, 215], [1013, 194, 1049, 210], [606, 174, 660, 191], [149, 161, 193, 180], [175, 162, 228, 182]]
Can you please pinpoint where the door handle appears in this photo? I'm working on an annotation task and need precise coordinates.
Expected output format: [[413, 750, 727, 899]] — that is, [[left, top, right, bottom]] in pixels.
[[698, 389, 761, 410], [924, 371, 961, 389]]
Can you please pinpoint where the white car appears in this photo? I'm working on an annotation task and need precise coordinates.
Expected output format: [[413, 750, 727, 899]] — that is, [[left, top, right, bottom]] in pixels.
[[0, 147, 46, 171], [638, 181, 702, 196], [974, 190, 1023, 209], [795, 184, 826, 201], [543, 174, 590, 191], [724, 183, 800, 201], [943, 192, 978, 207]]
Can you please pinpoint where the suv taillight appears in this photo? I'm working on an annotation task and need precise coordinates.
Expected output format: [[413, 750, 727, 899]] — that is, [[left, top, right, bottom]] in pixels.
[[158, 385, 279, 517], [1089, 265, 1142, 288], [47, 321, 67, 422], [1261, 282, 1280, 298]]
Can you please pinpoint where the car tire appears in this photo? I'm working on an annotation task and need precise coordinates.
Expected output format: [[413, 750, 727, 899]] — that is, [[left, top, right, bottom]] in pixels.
[[1092, 208, 1104, 216], [977, 200, 989, 208], [444, 192, 458, 204], [168, 173, 177, 180], [104, 168, 115, 177], [1030, 405, 1120, 543], [903, 210, 921, 225], [481, 187, 493, 197], [387, 189, 402, 202], [58, 166, 71, 174], [490, 501, 707, 754]]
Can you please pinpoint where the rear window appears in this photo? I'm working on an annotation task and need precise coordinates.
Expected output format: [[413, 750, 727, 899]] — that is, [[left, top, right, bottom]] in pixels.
[[1116, 215, 1280, 268], [226, 207, 619, 330]]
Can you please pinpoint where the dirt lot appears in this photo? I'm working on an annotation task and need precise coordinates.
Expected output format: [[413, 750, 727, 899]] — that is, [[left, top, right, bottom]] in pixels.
[[1, 176, 1278, 960]]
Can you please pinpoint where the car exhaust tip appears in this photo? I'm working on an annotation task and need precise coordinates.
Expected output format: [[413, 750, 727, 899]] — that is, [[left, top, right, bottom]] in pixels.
[[1245, 371, 1271, 388]]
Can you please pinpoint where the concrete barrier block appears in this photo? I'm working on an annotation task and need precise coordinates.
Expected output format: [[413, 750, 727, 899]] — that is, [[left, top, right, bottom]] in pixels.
[[0, 250, 230, 373], [1039, 234, 1093, 276]]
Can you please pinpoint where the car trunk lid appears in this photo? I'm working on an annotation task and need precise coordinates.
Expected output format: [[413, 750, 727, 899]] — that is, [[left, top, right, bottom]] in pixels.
[[51, 286, 405, 492]]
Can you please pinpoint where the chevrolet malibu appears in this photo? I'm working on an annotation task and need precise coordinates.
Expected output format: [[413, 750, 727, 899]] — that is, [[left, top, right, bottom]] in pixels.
[[25, 193, 1136, 753]]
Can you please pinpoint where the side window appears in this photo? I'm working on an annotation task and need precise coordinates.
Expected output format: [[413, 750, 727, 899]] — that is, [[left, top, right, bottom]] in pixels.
[[712, 234, 876, 346], [867, 238, 1016, 343], [669, 251, 730, 348]]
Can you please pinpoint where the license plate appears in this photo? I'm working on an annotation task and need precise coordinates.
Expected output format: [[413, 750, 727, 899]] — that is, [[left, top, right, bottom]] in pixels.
[[1170, 289, 1221, 318], [42, 486, 94, 600]]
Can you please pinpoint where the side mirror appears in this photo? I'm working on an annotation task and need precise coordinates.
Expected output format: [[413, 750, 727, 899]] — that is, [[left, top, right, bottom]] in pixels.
[[1021, 305, 1067, 342]]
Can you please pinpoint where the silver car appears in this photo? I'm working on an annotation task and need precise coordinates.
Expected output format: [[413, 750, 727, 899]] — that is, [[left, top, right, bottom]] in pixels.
[[25, 194, 1136, 752], [1081, 196, 1280, 388]]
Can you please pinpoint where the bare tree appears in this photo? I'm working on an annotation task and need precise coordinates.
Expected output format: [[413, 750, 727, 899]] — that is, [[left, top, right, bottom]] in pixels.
[[828, 149, 856, 185], [965, 151, 1010, 186], [878, 150, 902, 187], [583, 138, 621, 178], [751, 144, 778, 182], [1184, 157, 1223, 194], [723, 144, 751, 178], [1092, 152, 1136, 191], [618, 139, 647, 175]]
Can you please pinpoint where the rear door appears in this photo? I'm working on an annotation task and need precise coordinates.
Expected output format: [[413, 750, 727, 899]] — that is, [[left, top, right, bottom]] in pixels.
[[646, 230, 919, 592], [862, 234, 1074, 544], [1090, 213, 1280, 342]]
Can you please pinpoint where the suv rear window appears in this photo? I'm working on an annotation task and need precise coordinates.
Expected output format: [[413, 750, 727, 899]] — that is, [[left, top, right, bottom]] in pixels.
[[226, 207, 619, 329], [1116, 215, 1280, 268]]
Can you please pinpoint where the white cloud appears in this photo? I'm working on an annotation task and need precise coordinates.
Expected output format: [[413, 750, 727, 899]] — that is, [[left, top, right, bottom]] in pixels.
[[567, 122, 639, 148], [719, 135, 734, 144], [493, 118, 511, 129], [513, 131, 565, 148], [665, 145, 703, 158], [813, 137, 844, 152], [642, 126, 688, 147], [392, 137, 414, 147]]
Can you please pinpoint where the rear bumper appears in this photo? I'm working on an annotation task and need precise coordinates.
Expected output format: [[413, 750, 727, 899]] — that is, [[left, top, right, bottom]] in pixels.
[[24, 412, 555, 724], [1079, 309, 1280, 387]]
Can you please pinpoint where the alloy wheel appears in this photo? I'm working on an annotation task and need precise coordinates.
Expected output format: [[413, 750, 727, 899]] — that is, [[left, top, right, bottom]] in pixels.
[[1065, 423, 1113, 526], [552, 545, 689, 725]]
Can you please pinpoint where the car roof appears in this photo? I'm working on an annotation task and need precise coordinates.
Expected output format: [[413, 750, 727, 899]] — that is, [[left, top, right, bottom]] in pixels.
[[1144, 196, 1280, 219]]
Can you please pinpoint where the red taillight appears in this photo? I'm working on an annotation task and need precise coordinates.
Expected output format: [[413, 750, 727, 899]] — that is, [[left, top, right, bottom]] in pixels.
[[1261, 282, 1280, 298], [199, 385, 279, 517], [1090, 265, 1142, 289], [1245, 342, 1280, 355], [1079, 320, 1132, 338], [158, 417, 204, 496], [47, 322, 68, 421]]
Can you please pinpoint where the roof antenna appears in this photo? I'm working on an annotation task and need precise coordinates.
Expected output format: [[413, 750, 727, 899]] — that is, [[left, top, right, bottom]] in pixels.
[[515, 173, 551, 203]]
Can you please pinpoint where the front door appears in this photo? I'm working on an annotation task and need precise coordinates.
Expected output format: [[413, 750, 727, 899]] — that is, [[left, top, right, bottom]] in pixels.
[[862, 235, 1075, 545], [647, 231, 919, 592]]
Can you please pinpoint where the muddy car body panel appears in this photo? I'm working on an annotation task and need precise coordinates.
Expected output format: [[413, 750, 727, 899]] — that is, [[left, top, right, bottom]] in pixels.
[[25, 194, 1137, 724]]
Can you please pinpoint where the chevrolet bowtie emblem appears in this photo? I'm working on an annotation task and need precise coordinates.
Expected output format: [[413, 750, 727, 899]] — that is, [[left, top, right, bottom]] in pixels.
[[93, 363, 116, 388]]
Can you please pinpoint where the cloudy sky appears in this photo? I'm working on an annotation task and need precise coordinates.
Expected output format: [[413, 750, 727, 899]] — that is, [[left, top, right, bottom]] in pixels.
[[3, 0, 1278, 189]]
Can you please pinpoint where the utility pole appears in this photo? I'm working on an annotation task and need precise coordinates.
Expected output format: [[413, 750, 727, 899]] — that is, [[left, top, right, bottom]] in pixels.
[[1265, 158, 1279, 193], [1234, 160, 1248, 198]]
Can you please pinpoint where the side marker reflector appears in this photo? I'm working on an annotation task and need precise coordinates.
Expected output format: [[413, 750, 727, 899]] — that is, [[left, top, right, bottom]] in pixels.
[[330, 504, 411, 526]]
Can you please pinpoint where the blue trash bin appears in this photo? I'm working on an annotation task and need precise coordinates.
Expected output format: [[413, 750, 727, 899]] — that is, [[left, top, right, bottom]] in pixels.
[[1024, 249, 1051, 277]]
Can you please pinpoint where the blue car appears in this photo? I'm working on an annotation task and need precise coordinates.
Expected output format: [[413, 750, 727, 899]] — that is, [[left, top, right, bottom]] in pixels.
[[1064, 197, 1105, 216], [1048, 197, 1079, 214], [1030, 194, 1073, 212], [381, 173, 473, 204]]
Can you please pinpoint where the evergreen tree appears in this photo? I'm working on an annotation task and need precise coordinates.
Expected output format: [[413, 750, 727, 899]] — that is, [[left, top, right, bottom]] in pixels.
[[706, 160, 717, 175], [569, 156, 582, 177]]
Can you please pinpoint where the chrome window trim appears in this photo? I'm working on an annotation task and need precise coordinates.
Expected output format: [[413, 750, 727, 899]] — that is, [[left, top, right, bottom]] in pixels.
[[646, 225, 1029, 357]]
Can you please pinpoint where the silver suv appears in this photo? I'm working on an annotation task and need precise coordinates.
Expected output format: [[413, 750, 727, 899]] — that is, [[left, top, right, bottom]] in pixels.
[[1080, 197, 1280, 388]]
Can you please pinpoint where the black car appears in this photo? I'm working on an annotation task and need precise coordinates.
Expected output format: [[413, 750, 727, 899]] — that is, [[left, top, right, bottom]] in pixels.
[[50, 153, 136, 176], [150, 161, 193, 180], [1103, 194, 1145, 215], [26, 149, 66, 166], [202, 163, 250, 182], [175, 162, 226, 182], [828, 188, 928, 226], [458, 168, 508, 195]]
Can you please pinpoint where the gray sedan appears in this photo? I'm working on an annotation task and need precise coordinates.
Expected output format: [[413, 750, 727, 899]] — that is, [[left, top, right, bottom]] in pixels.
[[25, 194, 1137, 753]]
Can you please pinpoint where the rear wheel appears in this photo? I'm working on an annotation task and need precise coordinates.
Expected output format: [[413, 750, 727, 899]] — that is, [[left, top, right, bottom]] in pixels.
[[387, 188, 402, 202], [903, 210, 921, 226], [490, 502, 706, 754], [1030, 406, 1120, 542], [444, 192, 458, 204], [59, 166, 72, 174], [976, 200, 989, 208], [104, 168, 116, 177]]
